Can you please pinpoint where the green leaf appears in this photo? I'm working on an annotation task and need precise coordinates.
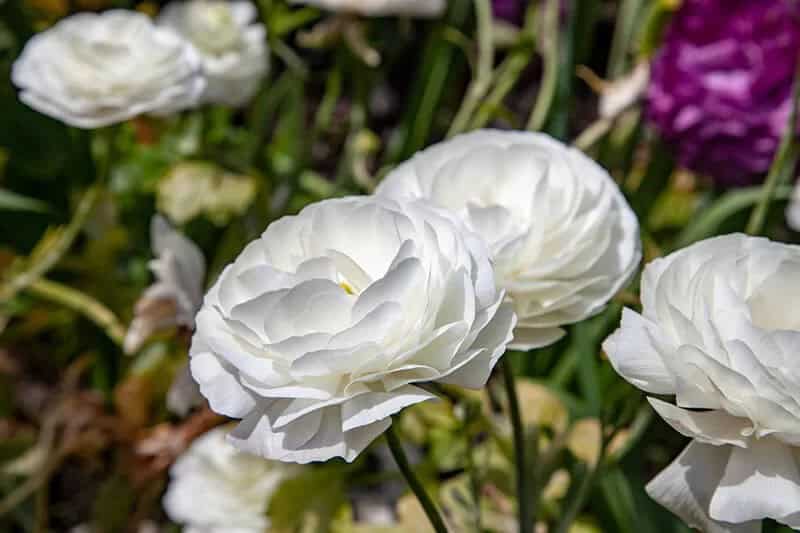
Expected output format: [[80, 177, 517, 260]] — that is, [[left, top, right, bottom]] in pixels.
[[0, 189, 49, 213], [267, 465, 348, 533], [674, 186, 792, 250], [91, 475, 135, 533]]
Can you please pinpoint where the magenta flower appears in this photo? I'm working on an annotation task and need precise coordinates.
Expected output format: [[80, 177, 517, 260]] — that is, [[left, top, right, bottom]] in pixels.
[[646, 0, 800, 186], [492, 0, 523, 23]]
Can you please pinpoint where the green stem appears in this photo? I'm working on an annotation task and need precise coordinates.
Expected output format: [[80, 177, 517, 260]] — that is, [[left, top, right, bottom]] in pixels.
[[675, 186, 793, 249], [746, 61, 800, 236], [385, 423, 448, 533], [572, 118, 613, 152], [0, 185, 99, 303], [526, 0, 560, 131], [553, 464, 600, 533], [470, 46, 532, 130], [27, 278, 126, 347], [502, 359, 533, 533], [447, 0, 495, 137]]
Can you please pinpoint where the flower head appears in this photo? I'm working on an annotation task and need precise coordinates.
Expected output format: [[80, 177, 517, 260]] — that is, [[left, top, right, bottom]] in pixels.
[[289, 0, 446, 18], [603, 234, 800, 531], [164, 426, 297, 532], [124, 215, 206, 355], [158, 0, 268, 107], [646, 0, 800, 185], [190, 196, 516, 463], [12, 10, 205, 128], [377, 130, 641, 350], [492, 0, 522, 23]]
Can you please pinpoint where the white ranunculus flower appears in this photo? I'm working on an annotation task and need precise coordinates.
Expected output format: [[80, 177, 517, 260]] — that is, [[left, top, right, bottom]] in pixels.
[[164, 427, 297, 533], [11, 10, 205, 128], [376, 130, 641, 351], [290, 0, 445, 17], [190, 196, 516, 463], [158, 0, 268, 107], [124, 215, 206, 355], [603, 234, 800, 532]]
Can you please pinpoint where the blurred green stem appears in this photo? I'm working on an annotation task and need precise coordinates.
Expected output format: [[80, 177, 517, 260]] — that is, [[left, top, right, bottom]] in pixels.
[[675, 186, 793, 249], [553, 463, 600, 533], [526, 0, 560, 131], [746, 62, 800, 236], [606, 0, 646, 78], [502, 359, 533, 533], [26, 278, 126, 347], [572, 118, 613, 152], [0, 185, 99, 303], [385, 423, 448, 533], [470, 5, 538, 130], [447, 0, 495, 137], [470, 49, 529, 130]]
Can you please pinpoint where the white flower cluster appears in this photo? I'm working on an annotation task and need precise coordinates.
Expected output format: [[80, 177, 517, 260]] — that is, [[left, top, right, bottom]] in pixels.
[[184, 130, 641, 464], [604, 234, 800, 532], [11, 0, 451, 128], [12, 2, 268, 128]]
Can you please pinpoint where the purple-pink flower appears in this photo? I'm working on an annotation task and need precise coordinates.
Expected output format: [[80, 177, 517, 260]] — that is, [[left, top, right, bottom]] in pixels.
[[646, 0, 800, 186], [492, 0, 523, 23]]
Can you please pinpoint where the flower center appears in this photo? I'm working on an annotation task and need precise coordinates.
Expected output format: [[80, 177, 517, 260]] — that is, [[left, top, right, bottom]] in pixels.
[[339, 281, 356, 295], [186, 1, 241, 55]]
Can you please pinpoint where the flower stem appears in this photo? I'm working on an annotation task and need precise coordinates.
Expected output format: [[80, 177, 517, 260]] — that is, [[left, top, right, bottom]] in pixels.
[[446, 0, 495, 138], [526, 0, 560, 131], [746, 60, 800, 236], [27, 278, 126, 347], [501, 359, 533, 533], [385, 423, 448, 533]]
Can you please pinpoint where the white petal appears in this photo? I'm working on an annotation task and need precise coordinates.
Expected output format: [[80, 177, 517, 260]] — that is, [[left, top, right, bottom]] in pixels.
[[509, 324, 565, 351], [189, 350, 255, 418], [602, 309, 675, 394], [646, 441, 760, 533], [710, 437, 800, 527], [228, 406, 389, 464], [340, 386, 435, 432], [648, 398, 751, 447]]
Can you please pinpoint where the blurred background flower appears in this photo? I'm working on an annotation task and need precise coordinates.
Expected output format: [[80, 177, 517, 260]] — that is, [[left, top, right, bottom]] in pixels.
[[158, 0, 269, 107], [11, 10, 206, 128], [164, 426, 299, 532], [646, 0, 800, 186], [492, 0, 523, 24]]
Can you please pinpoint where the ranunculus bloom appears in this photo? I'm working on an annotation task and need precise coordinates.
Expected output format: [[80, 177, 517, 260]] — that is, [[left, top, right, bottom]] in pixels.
[[376, 130, 641, 350], [289, 0, 445, 17], [190, 196, 516, 463], [124, 216, 205, 355], [11, 10, 205, 128], [603, 234, 800, 532], [646, 0, 800, 186], [492, 0, 522, 23], [164, 427, 297, 532], [158, 0, 268, 107]]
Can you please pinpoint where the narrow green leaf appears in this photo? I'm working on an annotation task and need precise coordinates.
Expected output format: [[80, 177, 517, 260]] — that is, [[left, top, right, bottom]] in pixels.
[[0, 189, 49, 213]]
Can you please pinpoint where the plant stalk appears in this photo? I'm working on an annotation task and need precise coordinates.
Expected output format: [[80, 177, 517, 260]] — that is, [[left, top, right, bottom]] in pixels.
[[386, 423, 448, 533], [502, 359, 533, 533]]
